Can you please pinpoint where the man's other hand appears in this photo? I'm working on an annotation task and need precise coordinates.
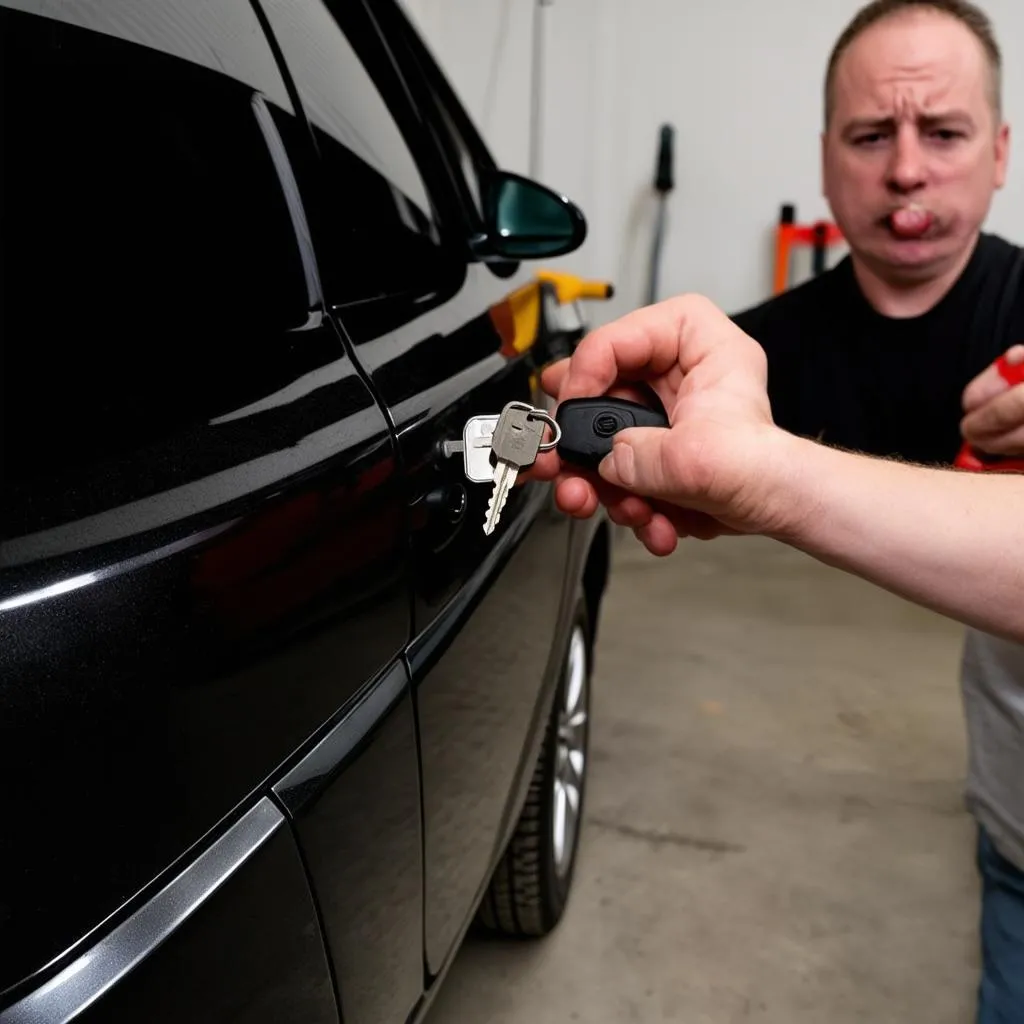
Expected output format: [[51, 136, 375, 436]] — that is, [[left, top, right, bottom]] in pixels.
[[962, 345, 1024, 456]]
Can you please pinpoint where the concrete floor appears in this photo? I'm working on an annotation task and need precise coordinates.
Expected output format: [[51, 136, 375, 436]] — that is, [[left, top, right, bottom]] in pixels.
[[428, 533, 981, 1023]]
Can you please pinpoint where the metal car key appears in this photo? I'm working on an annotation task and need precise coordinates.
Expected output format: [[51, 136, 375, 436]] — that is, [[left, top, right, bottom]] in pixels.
[[555, 396, 670, 469], [484, 402, 560, 535], [442, 415, 501, 483]]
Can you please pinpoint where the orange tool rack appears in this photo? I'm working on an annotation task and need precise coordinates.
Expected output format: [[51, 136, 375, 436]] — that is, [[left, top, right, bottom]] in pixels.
[[773, 203, 844, 295]]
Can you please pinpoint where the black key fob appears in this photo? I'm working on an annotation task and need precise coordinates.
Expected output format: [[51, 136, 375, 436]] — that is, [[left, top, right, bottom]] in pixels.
[[555, 397, 670, 469]]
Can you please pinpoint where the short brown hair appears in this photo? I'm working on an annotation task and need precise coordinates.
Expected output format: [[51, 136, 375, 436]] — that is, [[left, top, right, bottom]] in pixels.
[[824, 0, 1003, 126]]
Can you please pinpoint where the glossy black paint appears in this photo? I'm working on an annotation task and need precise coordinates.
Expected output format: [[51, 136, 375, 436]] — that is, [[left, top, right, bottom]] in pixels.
[[343, 263, 575, 974], [0, 0, 407, 998], [74, 825, 340, 1024], [309, 6, 580, 972], [0, 0, 609, 1020], [273, 662, 424, 1024]]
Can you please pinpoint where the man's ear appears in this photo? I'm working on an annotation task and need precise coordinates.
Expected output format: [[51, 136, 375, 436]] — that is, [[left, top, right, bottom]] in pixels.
[[995, 122, 1011, 190]]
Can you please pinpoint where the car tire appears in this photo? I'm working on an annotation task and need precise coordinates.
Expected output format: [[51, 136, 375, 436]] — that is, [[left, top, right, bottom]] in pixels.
[[478, 594, 592, 937]]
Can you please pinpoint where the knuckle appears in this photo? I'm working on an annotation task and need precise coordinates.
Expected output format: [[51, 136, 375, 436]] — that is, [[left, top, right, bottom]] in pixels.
[[994, 401, 1022, 431], [668, 292, 716, 326], [666, 433, 716, 495]]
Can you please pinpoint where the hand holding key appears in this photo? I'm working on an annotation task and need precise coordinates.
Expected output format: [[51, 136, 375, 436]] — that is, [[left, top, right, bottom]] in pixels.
[[527, 294, 797, 556]]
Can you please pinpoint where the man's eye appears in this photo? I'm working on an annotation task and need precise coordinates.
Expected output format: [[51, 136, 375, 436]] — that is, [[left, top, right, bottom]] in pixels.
[[931, 129, 964, 142], [854, 133, 886, 146]]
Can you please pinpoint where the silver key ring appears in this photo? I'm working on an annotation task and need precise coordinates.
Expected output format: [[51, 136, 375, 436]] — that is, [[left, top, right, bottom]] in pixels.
[[503, 401, 562, 452], [530, 411, 561, 452]]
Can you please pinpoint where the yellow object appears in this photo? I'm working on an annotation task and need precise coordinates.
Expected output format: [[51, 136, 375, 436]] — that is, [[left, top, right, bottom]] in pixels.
[[507, 281, 542, 355], [487, 270, 617, 366], [535, 269, 614, 305], [487, 280, 541, 358]]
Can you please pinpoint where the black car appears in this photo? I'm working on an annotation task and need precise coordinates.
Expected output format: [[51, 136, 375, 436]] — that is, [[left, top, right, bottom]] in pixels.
[[0, 2, 612, 1021]]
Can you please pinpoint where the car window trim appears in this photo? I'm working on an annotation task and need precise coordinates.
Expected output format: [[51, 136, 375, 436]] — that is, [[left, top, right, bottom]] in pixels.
[[358, 0, 495, 237]]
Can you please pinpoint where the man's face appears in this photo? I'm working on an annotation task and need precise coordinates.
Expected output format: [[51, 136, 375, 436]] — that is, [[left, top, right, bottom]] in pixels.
[[822, 11, 1010, 284]]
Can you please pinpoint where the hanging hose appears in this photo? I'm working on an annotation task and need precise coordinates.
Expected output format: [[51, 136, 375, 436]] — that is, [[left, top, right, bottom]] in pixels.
[[646, 123, 675, 306]]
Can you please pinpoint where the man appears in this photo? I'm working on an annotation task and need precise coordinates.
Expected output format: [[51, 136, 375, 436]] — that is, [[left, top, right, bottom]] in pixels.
[[734, 0, 1024, 469], [731, 4, 1024, 1019], [545, 0, 1024, 1019]]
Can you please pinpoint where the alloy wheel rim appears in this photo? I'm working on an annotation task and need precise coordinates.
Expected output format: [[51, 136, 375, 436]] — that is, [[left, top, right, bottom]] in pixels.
[[553, 625, 588, 880]]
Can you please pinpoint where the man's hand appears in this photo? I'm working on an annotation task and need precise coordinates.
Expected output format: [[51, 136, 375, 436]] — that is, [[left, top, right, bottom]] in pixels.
[[528, 294, 805, 556], [961, 345, 1024, 455]]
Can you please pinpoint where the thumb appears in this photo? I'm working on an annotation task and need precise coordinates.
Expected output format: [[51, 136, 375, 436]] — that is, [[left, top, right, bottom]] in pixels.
[[596, 427, 682, 500]]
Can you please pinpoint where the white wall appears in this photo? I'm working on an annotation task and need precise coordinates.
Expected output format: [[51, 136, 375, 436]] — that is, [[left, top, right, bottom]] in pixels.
[[402, 0, 1024, 324]]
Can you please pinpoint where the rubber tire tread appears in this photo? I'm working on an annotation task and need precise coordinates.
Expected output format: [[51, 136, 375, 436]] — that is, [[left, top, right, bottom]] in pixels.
[[477, 596, 591, 937]]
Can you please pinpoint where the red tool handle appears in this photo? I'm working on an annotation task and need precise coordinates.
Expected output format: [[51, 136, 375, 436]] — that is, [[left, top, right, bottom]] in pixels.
[[954, 353, 1024, 472]]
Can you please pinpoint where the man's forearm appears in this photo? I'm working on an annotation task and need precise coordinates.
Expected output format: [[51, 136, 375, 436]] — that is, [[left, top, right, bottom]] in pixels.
[[770, 434, 1024, 642]]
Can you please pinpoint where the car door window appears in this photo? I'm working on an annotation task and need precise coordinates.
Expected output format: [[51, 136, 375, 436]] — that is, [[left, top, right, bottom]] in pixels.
[[371, 1, 497, 234], [260, 0, 463, 308], [0, 0, 344, 558], [431, 95, 487, 224]]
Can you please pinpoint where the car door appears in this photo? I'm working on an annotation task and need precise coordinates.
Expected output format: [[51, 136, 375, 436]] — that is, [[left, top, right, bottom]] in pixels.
[[261, 0, 577, 980], [0, 0, 410, 1015]]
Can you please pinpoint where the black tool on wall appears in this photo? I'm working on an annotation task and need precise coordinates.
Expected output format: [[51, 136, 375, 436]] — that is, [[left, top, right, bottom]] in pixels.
[[646, 123, 675, 306]]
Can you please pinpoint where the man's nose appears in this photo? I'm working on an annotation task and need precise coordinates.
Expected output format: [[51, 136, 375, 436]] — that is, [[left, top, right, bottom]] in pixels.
[[886, 129, 927, 193]]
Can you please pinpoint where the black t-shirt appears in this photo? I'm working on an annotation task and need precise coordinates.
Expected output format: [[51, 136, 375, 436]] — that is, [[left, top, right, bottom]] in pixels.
[[732, 233, 1024, 466]]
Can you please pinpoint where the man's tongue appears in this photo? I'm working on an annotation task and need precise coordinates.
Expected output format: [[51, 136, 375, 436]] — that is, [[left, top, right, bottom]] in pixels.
[[888, 206, 934, 239]]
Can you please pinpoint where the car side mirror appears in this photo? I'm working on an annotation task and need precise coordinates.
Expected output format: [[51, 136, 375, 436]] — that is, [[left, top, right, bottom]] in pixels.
[[473, 171, 587, 261]]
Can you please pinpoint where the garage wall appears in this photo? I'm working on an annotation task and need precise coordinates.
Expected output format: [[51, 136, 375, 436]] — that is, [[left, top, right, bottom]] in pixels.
[[400, 0, 1024, 323]]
